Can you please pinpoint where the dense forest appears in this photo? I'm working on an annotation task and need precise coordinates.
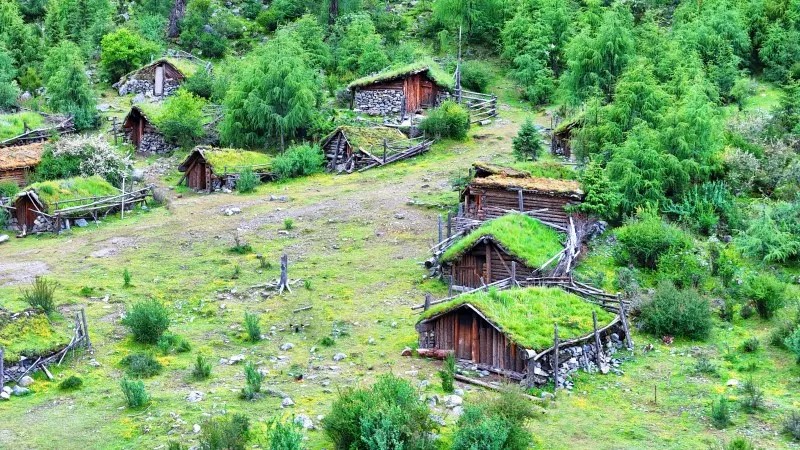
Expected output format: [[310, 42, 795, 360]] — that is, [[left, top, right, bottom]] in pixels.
[[2, 0, 800, 449]]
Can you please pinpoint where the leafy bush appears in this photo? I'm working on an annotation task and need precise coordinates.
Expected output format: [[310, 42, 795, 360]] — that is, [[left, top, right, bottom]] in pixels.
[[711, 396, 731, 429], [725, 437, 754, 450], [121, 300, 170, 344], [693, 357, 717, 376], [236, 168, 259, 193], [656, 250, 707, 290], [272, 144, 324, 180], [420, 101, 470, 141], [614, 211, 691, 269], [199, 413, 250, 450], [244, 312, 261, 342], [266, 419, 303, 450], [20, 277, 57, 313], [122, 268, 132, 288], [319, 336, 335, 347], [322, 374, 435, 450], [785, 326, 800, 363], [184, 70, 214, 99], [743, 274, 787, 319], [193, 354, 212, 380], [0, 181, 20, 198], [43, 43, 97, 130], [771, 319, 798, 348], [452, 390, 536, 450], [283, 218, 294, 230], [460, 60, 492, 92], [240, 362, 263, 400], [59, 375, 83, 390], [157, 90, 207, 148], [120, 352, 163, 378], [784, 411, 800, 441], [157, 333, 191, 354], [639, 282, 712, 340], [35, 135, 132, 186], [740, 378, 764, 413], [0, 208, 7, 229], [439, 353, 455, 393], [577, 159, 621, 220], [100, 27, 160, 81], [741, 337, 760, 353], [120, 378, 149, 408], [512, 119, 542, 162]]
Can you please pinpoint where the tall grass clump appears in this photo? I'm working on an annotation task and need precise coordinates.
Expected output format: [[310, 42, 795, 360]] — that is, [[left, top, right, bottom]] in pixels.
[[20, 276, 57, 313], [193, 354, 212, 380], [272, 144, 324, 180], [199, 413, 250, 450], [740, 378, 765, 413], [785, 326, 800, 363], [452, 390, 537, 450], [240, 362, 263, 400], [237, 167, 260, 193], [122, 268, 132, 287], [120, 352, 163, 378], [725, 437, 755, 450], [419, 100, 470, 141], [244, 312, 261, 342], [322, 374, 436, 450], [266, 419, 304, 450], [439, 353, 455, 393], [711, 396, 731, 429], [59, 375, 83, 391], [120, 378, 149, 408], [639, 281, 711, 340], [121, 300, 170, 344]]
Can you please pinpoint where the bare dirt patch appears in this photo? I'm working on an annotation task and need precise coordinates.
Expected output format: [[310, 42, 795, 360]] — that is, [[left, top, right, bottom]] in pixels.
[[0, 261, 49, 286]]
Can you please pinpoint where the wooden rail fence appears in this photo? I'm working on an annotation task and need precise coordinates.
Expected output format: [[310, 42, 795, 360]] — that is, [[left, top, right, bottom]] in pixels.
[[0, 116, 75, 147], [457, 90, 498, 124]]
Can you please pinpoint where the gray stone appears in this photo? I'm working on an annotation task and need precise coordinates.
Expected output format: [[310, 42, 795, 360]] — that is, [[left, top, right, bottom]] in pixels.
[[193, 424, 201, 434], [294, 414, 314, 430], [186, 391, 203, 403], [443, 395, 462, 408], [74, 219, 89, 228], [18, 376, 34, 387], [333, 353, 347, 362], [12, 386, 29, 396], [224, 207, 242, 216], [131, 93, 146, 104], [281, 397, 295, 408], [0, 234, 8, 244], [96, 103, 111, 112], [401, 347, 413, 356], [280, 343, 295, 351], [0, 392, 9, 401], [2, 386, 11, 395], [229, 354, 246, 365], [131, 169, 145, 182], [541, 392, 555, 401]]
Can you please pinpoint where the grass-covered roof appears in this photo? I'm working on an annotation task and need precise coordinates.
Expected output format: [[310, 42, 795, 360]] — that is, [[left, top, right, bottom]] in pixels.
[[470, 174, 583, 196], [554, 112, 584, 135], [0, 112, 45, 141], [179, 146, 273, 174], [0, 142, 44, 170], [419, 287, 615, 350], [0, 312, 71, 363], [123, 57, 201, 81], [348, 60, 455, 90], [440, 213, 564, 268], [323, 126, 407, 150], [19, 176, 118, 212]]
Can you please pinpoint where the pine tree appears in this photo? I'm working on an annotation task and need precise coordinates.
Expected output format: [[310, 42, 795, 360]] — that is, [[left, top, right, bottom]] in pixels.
[[512, 119, 542, 161], [44, 42, 97, 130]]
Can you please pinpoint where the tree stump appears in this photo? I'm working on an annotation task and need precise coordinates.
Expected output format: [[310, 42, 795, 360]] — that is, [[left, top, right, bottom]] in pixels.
[[278, 254, 291, 294]]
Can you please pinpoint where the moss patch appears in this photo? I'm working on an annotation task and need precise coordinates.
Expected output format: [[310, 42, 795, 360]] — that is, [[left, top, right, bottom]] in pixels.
[[440, 213, 564, 268], [0, 112, 45, 141], [20, 176, 118, 212], [0, 313, 71, 362], [203, 149, 273, 173], [419, 287, 614, 350], [348, 59, 454, 90]]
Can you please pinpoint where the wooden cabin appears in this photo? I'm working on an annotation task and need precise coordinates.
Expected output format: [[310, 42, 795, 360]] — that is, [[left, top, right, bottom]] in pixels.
[[116, 58, 197, 97], [178, 146, 273, 192], [551, 115, 582, 159], [0, 142, 44, 186], [348, 62, 453, 117], [439, 213, 564, 289], [416, 287, 624, 383], [122, 105, 171, 154], [461, 162, 583, 229], [321, 126, 407, 172]]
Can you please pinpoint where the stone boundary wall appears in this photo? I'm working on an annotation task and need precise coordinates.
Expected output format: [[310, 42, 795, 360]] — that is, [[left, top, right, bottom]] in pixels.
[[354, 89, 404, 116]]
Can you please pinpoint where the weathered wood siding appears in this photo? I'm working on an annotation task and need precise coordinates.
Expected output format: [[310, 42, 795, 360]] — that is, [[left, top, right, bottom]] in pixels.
[[0, 168, 29, 186], [465, 186, 579, 228], [15, 195, 39, 230], [182, 153, 212, 191], [447, 241, 536, 288]]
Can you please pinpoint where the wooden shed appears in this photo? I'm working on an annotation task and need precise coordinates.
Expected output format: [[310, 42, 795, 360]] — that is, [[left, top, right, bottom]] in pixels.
[[0, 142, 44, 186], [348, 61, 453, 117], [178, 146, 273, 192], [439, 213, 564, 289], [116, 58, 198, 97], [321, 126, 427, 172], [122, 105, 171, 154], [416, 287, 620, 382], [551, 114, 582, 159], [461, 162, 583, 229]]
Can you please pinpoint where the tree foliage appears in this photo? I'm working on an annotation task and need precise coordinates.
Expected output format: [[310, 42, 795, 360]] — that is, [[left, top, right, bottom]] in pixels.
[[158, 89, 207, 148], [0, 46, 19, 109], [100, 28, 161, 81], [44, 0, 113, 53], [333, 13, 389, 77], [43, 42, 97, 130]]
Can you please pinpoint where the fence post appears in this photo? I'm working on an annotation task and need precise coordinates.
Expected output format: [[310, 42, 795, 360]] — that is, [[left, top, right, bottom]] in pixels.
[[619, 300, 633, 350], [278, 253, 290, 294], [592, 311, 602, 370], [383, 139, 387, 164], [0, 347, 4, 392], [80, 308, 91, 349], [120, 175, 126, 220], [511, 261, 516, 286], [446, 212, 452, 239], [448, 275, 453, 297], [517, 189, 524, 213], [424, 293, 432, 311], [553, 324, 560, 392], [438, 215, 443, 244]]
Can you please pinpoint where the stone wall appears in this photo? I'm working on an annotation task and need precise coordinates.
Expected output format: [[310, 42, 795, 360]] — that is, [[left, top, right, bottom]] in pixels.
[[354, 89, 405, 116], [117, 78, 181, 97], [135, 131, 174, 155]]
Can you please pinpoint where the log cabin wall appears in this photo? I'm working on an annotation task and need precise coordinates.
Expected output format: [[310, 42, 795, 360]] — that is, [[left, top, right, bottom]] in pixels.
[[323, 130, 352, 170], [418, 307, 527, 374], [465, 186, 579, 228], [447, 240, 536, 288], [184, 154, 212, 191], [14, 195, 40, 230], [0, 168, 30, 186]]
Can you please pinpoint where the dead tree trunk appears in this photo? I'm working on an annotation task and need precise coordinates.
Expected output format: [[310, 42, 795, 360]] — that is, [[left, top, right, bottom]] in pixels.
[[329, 0, 339, 25], [167, 0, 187, 39], [278, 254, 291, 294]]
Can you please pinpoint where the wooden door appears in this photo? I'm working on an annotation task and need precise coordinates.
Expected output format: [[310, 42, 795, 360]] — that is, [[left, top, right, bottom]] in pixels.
[[16, 198, 36, 230], [154, 65, 164, 96], [454, 254, 483, 288], [455, 311, 473, 360]]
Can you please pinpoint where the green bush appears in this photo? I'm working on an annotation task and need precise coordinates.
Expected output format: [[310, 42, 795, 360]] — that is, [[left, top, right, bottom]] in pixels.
[[741, 337, 760, 353], [784, 411, 800, 441], [0, 208, 8, 228], [59, 375, 83, 390], [20, 276, 57, 313], [460, 60, 492, 92], [266, 419, 303, 450], [120, 378, 149, 408], [244, 312, 261, 342], [439, 353, 455, 393], [740, 378, 764, 413], [420, 101, 470, 141], [512, 119, 542, 162], [656, 250, 707, 290], [120, 352, 163, 378], [121, 300, 170, 344], [184, 70, 214, 99], [785, 326, 800, 363], [272, 144, 324, 180], [319, 336, 335, 347], [240, 362, 263, 400], [199, 413, 250, 450], [743, 274, 787, 319], [237, 168, 259, 193], [157, 89, 207, 148], [322, 374, 435, 450], [693, 357, 717, 376], [725, 437, 755, 450], [193, 354, 212, 380], [283, 218, 294, 230], [771, 319, 798, 348], [711, 395, 731, 429], [0, 181, 19, 198], [157, 333, 191, 354], [614, 212, 691, 269], [452, 390, 536, 450], [122, 268, 132, 288], [639, 282, 712, 340], [100, 27, 160, 81]]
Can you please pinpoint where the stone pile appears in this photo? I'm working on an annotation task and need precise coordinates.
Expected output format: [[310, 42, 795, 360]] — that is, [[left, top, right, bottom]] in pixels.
[[137, 131, 174, 155], [117, 78, 181, 97], [354, 89, 404, 116]]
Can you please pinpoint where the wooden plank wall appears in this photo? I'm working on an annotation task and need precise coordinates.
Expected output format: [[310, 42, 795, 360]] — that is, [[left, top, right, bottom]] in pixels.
[[466, 187, 579, 228], [449, 241, 536, 288], [0, 168, 29, 186]]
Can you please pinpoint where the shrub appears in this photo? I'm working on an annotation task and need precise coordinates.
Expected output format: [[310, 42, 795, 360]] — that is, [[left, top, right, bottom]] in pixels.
[[614, 211, 691, 269], [319, 336, 335, 347], [785, 326, 800, 363], [693, 357, 717, 376], [193, 354, 212, 380], [741, 337, 760, 353], [20, 276, 57, 313], [452, 390, 535, 450], [272, 144, 325, 180], [244, 312, 261, 342], [120, 378, 149, 408], [0, 181, 19, 198], [121, 300, 170, 344], [322, 374, 435, 450], [743, 274, 787, 319], [439, 353, 455, 393], [237, 168, 259, 194], [157, 333, 192, 354], [100, 27, 160, 81], [771, 320, 798, 348], [122, 268, 132, 288], [35, 135, 132, 185], [420, 101, 470, 141], [639, 282, 712, 340], [784, 411, 800, 440], [120, 352, 163, 378], [711, 396, 731, 429], [656, 250, 707, 290], [229, 234, 253, 254], [283, 218, 294, 230], [199, 413, 250, 450], [240, 362, 263, 400], [184, 70, 214, 99], [59, 375, 83, 390], [266, 419, 303, 450], [157, 90, 207, 148], [740, 378, 764, 413], [725, 437, 754, 450], [740, 303, 755, 320], [460, 60, 492, 92], [512, 119, 542, 162]]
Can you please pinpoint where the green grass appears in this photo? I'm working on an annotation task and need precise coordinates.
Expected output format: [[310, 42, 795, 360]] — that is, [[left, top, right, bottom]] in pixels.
[[0, 112, 45, 140], [511, 160, 578, 180], [440, 213, 564, 268], [420, 287, 615, 349], [348, 59, 454, 89], [0, 313, 71, 362], [202, 148, 274, 173], [21, 176, 118, 212]]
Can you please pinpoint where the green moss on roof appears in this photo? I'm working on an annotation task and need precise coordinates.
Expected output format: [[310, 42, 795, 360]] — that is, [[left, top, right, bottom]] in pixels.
[[21, 176, 118, 212], [554, 112, 585, 134], [0, 312, 71, 363], [419, 287, 615, 350], [325, 126, 407, 150], [133, 103, 163, 125], [348, 60, 454, 90], [441, 213, 564, 268], [203, 148, 273, 173], [0, 112, 45, 140], [163, 57, 200, 77]]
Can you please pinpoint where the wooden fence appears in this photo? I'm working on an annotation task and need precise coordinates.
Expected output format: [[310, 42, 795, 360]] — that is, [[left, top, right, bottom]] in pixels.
[[0, 115, 75, 148], [457, 90, 498, 124]]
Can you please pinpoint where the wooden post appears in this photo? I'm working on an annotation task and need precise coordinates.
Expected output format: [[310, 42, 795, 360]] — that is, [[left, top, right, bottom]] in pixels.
[[592, 311, 602, 370], [448, 275, 453, 297], [80, 309, 91, 349], [383, 139, 387, 164], [553, 324, 560, 391], [619, 300, 633, 350], [438, 215, 443, 244], [517, 189, 524, 212], [423, 293, 432, 311], [120, 175, 126, 219], [511, 261, 516, 286], [0, 347, 4, 392], [446, 212, 452, 239], [278, 254, 291, 294], [112, 117, 118, 145]]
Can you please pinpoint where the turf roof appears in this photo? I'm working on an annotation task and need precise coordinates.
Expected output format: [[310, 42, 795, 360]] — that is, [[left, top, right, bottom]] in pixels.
[[323, 126, 407, 151], [348, 60, 455, 90], [0, 142, 44, 170], [470, 174, 583, 196], [419, 287, 615, 350], [440, 213, 564, 268], [19, 175, 118, 212], [0, 112, 45, 141], [122, 57, 201, 81], [201, 148, 273, 173]]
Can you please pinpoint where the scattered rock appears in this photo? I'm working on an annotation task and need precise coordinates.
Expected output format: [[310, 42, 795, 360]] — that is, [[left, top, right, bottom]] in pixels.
[[400, 347, 413, 357], [280, 343, 295, 351], [223, 207, 242, 216], [269, 195, 289, 202], [281, 397, 295, 408], [726, 379, 740, 387], [74, 219, 89, 228], [229, 354, 246, 365], [2, 386, 11, 395], [294, 414, 314, 430], [394, 212, 405, 220], [541, 392, 555, 401], [367, 337, 376, 345], [0, 392, 9, 401], [89, 359, 102, 367], [12, 386, 29, 396], [186, 391, 203, 403], [333, 353, 347, 362], [443, 395, 463, 409], [0, 235, 9, 244], [132, 93, 146, 104], [193, 424, 201, 434], [96, 103, 111, 112], [18, 376, 34, 387]]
